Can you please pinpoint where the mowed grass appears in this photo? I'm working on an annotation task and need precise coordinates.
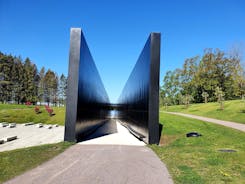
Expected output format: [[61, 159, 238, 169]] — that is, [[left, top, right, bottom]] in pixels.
[[149, 113, 245, 184], [0, 104, 65, 125], [162, 99, 245, 124], [0, 141, 73, 183]]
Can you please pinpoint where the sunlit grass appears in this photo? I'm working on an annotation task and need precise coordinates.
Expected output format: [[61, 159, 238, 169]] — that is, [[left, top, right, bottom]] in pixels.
[[161, 99, 245, 124], [0, 142, 73, 183], [149, 113, 245, 184], [0, 104, 65, 125]]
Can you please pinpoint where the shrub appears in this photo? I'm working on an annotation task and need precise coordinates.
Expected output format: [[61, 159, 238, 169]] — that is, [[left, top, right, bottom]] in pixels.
[[34, 106, 40, 114], [25, 101, 32, 106], [47, 108, 53, 116]]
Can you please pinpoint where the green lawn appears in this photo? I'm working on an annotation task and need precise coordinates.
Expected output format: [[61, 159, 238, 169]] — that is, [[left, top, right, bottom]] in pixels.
[[161, 99, 245, 124], [0, 104, 65, 125], [149, 112, 245, 184], [0, 142, 73, 183]]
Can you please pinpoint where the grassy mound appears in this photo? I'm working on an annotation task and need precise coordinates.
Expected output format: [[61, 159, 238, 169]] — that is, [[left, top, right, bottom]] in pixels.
[[0, 104, 65, 125]]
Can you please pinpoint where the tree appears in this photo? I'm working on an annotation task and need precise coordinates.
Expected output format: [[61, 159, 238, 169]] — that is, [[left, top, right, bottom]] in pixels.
[[160, 48, 245, 105], [22, 58, 39, 104], [58, 74, 67, 106], [11, 56, 24, 104], [161, 69, 182, 105], [180, 56, 200, 101], [38, 67, 45, 104], [202, 91, 209, 103], [0, 52, 63, 105], [228, 44, 245, 99], [181, 94, 193, 109], [44, 69, 58, 106], [0, 54, 12, 103], [215, 87, 225, 110]]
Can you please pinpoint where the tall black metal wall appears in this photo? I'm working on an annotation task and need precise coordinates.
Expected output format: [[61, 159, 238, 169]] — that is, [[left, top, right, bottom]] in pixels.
[[118, 33, 160, 144], [64, 28, 110, 142], [64, 28, 160, 144]]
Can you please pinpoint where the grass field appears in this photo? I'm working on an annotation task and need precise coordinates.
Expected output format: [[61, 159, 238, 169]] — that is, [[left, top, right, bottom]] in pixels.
[[0, 142, 73, 183], [149, 112, 245, 184], [161, 99, 245, 124], [0, 104, 65, 125]]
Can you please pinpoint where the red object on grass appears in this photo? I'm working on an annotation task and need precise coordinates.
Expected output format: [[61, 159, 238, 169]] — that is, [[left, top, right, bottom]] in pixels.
[[47, 108, 53, 116], [25, 101, 32, 106], [34, 106, 40, 113]]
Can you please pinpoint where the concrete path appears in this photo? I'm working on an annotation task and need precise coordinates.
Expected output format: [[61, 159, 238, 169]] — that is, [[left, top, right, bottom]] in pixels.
[[0, 123, 64, 152], [5, 144, 173, 184], [79, 121, 145, 146], [4, 121, 173, 184], [165, 112, 245, 132]]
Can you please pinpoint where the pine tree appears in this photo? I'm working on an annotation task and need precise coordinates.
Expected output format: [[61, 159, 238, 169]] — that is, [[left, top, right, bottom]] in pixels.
[[0, 54, 12, 103], [44, 69, 58, 106], [38, 67, 45, 104], [58, 74, 67, 106]]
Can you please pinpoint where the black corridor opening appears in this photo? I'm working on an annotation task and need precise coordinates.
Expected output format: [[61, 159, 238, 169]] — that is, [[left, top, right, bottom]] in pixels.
[[64, 28, 160, 144]]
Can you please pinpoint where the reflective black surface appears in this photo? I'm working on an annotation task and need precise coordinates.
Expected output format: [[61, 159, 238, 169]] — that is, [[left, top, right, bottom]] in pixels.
[[118, 33, 160, 144], [65, 28, 110, 142], [65, 29, 160, 144], [76, 30, 110, 141]]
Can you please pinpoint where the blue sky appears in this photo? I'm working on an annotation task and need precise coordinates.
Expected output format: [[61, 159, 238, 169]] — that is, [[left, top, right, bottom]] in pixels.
[[0, 0, 245, 102]]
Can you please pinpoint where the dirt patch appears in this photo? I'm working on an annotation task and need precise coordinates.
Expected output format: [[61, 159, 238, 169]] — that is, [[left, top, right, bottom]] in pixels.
[[159, 135, 179, 146]]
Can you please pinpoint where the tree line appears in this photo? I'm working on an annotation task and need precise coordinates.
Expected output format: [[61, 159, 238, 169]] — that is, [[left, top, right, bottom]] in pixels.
[[160, 48, 245, 106], [0, 52, 67, 105]]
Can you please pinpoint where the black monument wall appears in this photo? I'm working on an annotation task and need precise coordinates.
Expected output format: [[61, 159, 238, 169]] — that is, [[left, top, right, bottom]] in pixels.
[[64, 28, 110, 142], [65, 28, 160, 144], [117, 33, 160, 144]]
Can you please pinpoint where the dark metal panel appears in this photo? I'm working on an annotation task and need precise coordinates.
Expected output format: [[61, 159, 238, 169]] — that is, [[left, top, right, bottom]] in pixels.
[[64, 28, 81, 142], [117, 33, 161, 144], [64, 28, 110, 142], [76, 30, 110, 141], [148, 33, 161, 144]]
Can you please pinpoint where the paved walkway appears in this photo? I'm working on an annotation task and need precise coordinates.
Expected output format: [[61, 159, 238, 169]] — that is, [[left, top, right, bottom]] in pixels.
[[5, 121, 173, 184], [0, 124, 64, 152], [165, 112, 245, 132], [79, 120, 145, 146]]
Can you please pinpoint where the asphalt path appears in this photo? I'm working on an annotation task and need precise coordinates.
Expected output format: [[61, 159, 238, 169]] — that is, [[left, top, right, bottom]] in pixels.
[[4, 121, 173, 184], [165, 111, 245, 132]]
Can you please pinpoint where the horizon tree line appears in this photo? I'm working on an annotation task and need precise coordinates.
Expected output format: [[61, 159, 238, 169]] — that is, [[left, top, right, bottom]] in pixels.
[[160, 48, 245, 106], [0, 52, 67, 106]]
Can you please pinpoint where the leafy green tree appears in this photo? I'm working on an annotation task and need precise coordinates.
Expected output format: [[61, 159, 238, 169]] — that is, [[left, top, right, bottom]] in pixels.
[[202, 91, 209, 103], [161, 69, 182, 105], [215, 86, 225, 110], [181, 94, 193, 109], [180, 56, 200, 101], [161, 48, 245, 106]]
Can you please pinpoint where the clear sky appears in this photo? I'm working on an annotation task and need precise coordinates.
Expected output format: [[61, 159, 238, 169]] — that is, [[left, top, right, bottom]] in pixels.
[[0, 0, 245, 103]]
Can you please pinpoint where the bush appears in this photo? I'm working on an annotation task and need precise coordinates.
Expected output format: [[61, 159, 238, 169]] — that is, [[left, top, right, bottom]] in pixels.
[[44, 106, 54, 116], [47, 108, 53, 116], [34, 106, 40, 114], [25, 101, 32, 106]]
